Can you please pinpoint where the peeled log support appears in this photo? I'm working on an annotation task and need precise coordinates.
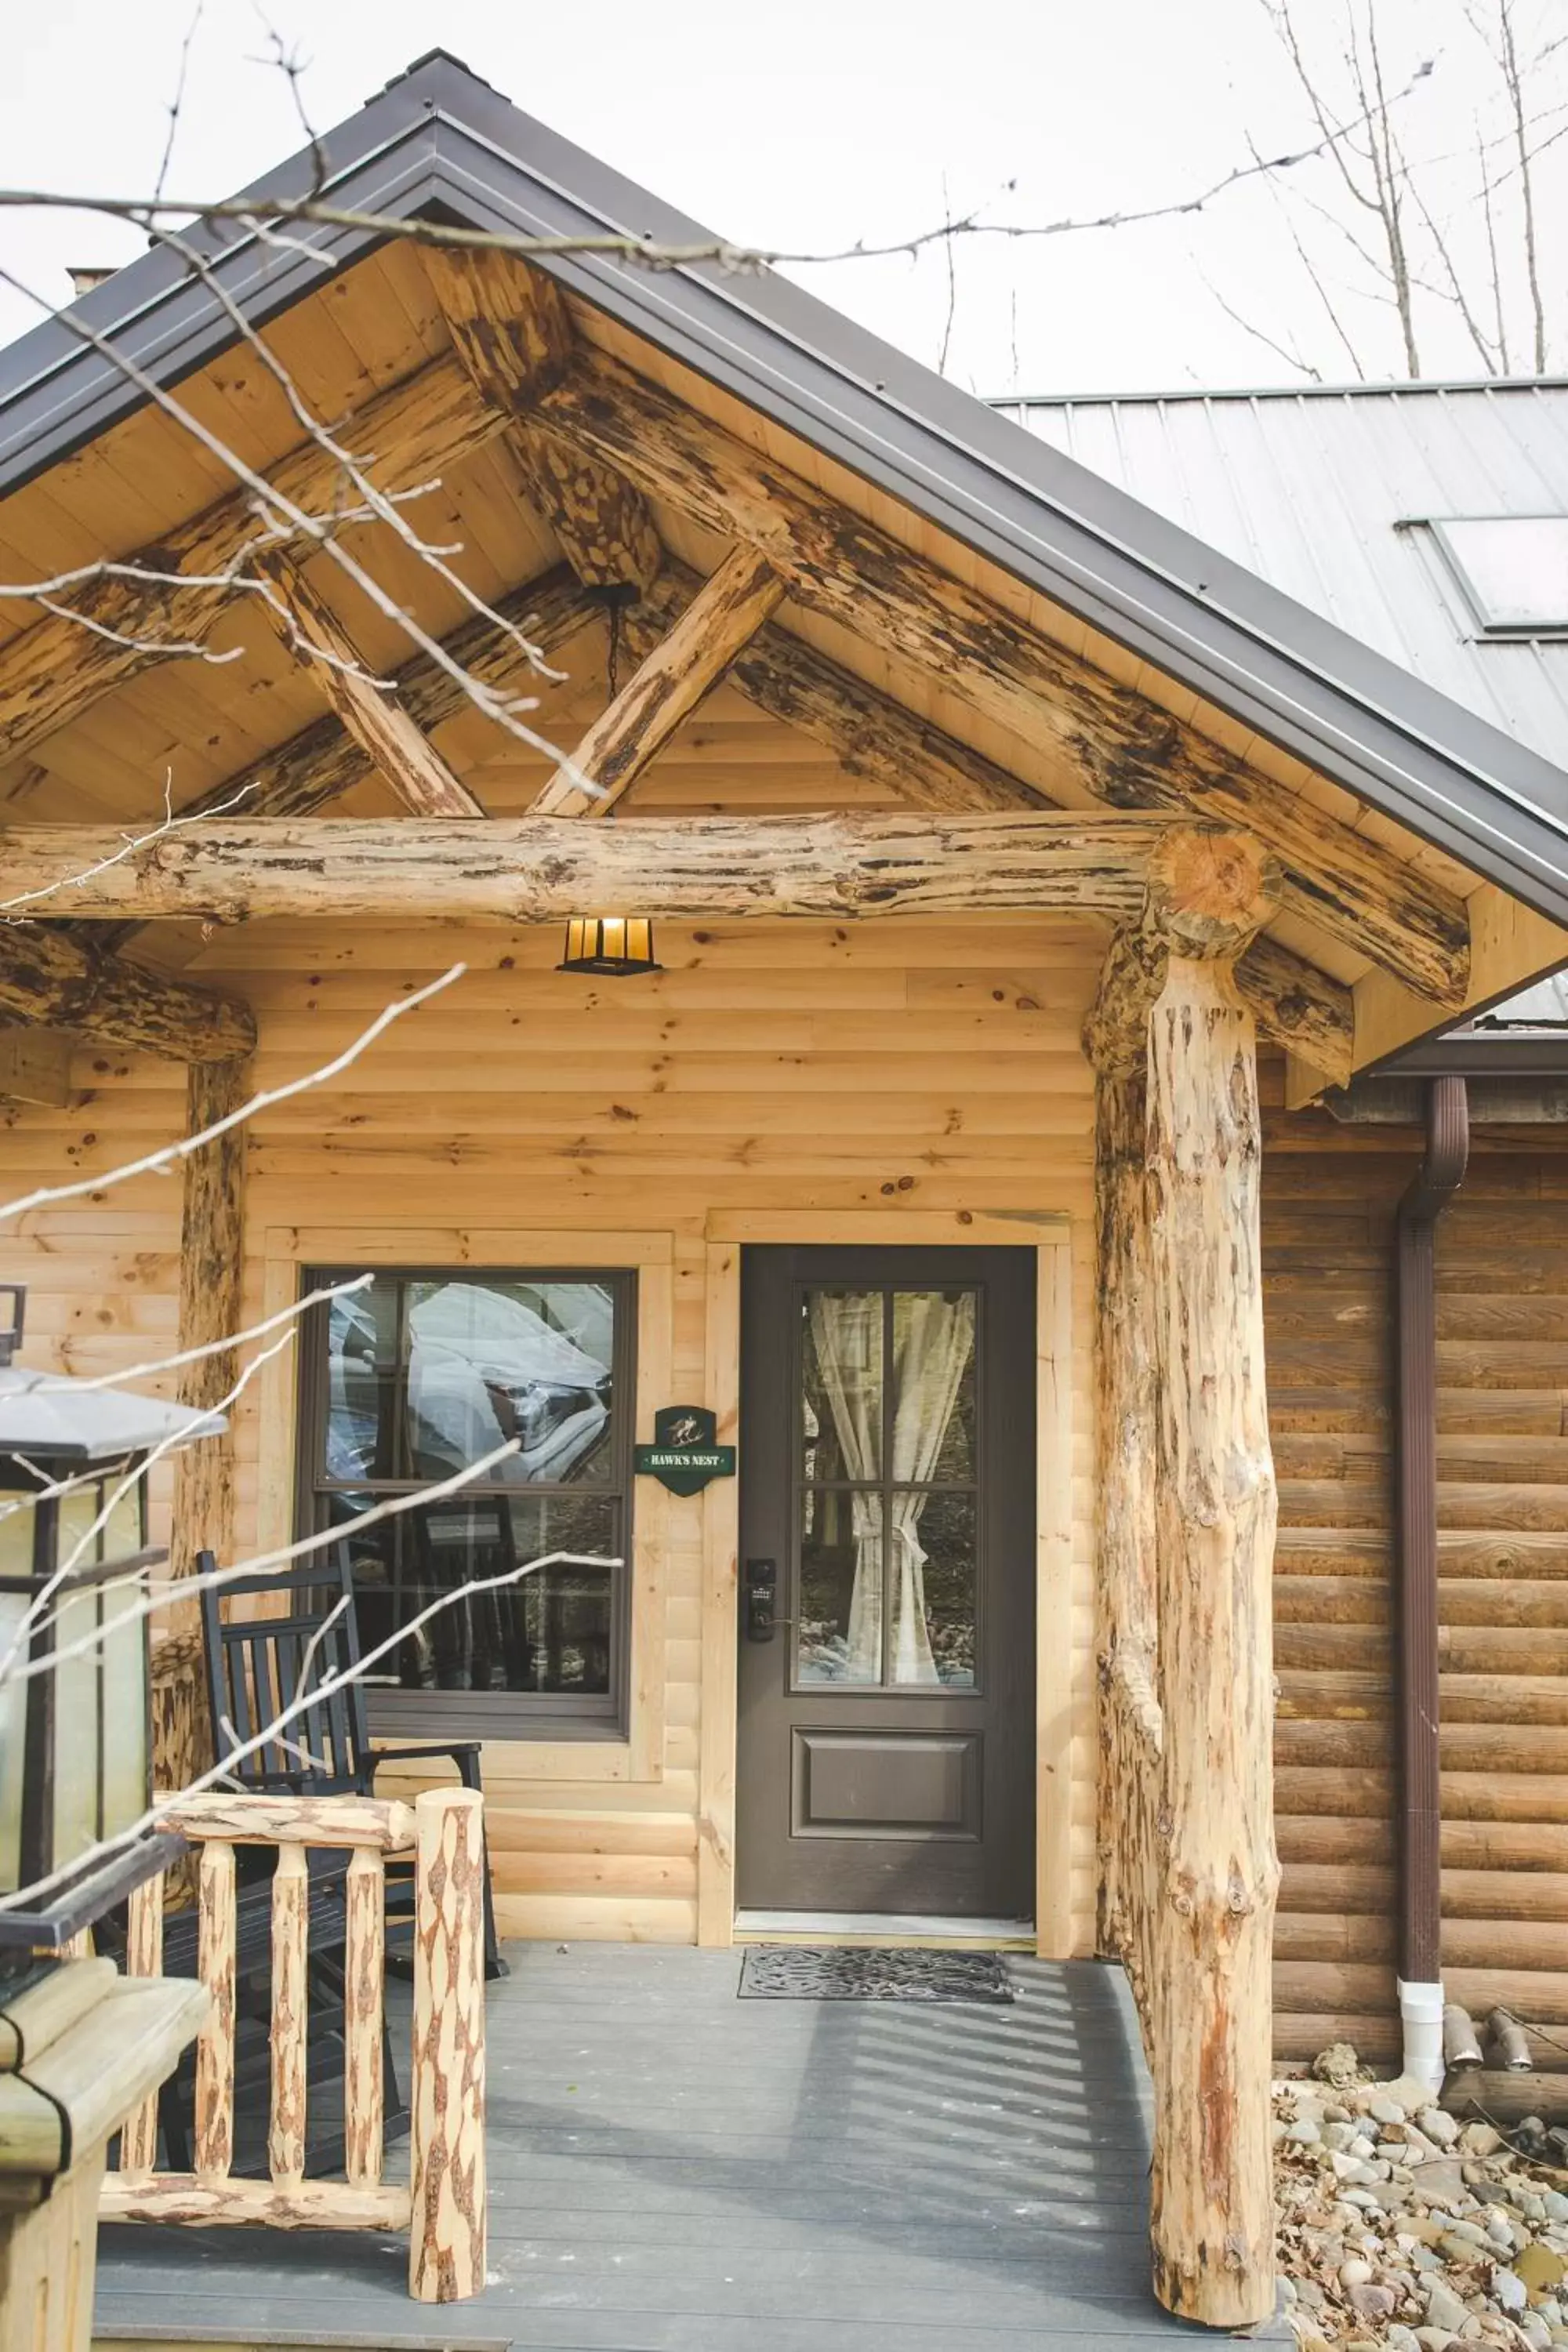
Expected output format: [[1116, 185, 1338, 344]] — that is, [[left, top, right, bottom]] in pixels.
[[1144, 950, 1280, 2326], [408, 1787, 486, 2303], [1089, 829, 1280, 2330], [152, 1058, 249, 1849]]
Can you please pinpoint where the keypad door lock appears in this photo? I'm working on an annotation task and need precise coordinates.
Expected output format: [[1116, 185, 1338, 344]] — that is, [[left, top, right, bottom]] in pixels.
[[744, 1556, 779, 1642]]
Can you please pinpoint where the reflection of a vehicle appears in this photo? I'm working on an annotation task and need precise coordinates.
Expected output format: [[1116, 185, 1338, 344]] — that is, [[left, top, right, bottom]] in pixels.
[[327, 1283, 612, 1485], [324, 1283, 616, 1695]]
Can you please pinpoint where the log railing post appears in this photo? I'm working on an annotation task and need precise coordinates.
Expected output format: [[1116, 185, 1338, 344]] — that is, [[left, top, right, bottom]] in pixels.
[[408, 1786, 487, 2303], [1086, 830, 1282, 2330], [344, 1846, 386, 2187], [268, 1844, 309, 2189], [118, 1871, 166, 2178], [193, 1839, 236, 2181]]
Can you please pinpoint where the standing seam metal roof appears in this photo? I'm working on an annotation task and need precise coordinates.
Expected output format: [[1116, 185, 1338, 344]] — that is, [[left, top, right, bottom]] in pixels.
[[991, 383, 1568, 773]]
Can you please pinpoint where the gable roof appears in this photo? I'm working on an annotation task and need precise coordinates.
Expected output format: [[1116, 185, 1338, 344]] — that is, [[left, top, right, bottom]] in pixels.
[[4, 49, 1568, 927]]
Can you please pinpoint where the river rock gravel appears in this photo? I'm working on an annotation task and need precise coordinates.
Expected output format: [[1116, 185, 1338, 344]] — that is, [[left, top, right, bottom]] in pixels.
[[1276, 2053, 1568, 2350]]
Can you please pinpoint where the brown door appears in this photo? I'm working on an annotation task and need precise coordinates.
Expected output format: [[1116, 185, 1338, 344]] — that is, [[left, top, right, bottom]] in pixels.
[[735, 1246, 1035, 1919]]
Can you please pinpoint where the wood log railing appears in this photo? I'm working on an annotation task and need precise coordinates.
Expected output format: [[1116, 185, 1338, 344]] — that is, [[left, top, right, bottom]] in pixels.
[[101, 1787, 488, 2303]]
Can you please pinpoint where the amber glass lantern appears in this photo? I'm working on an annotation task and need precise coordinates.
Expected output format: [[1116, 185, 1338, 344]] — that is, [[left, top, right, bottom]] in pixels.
[[557, 916, 662, 976], [0, 1285, 223, 1951]]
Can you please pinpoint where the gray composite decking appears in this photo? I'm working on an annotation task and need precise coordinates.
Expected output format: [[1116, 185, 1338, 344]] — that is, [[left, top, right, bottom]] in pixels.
[[94, 1944, 1279, 2349]]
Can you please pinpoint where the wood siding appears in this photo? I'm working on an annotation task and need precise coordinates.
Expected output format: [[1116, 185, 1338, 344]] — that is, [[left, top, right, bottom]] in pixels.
[[1265, 1087, 1568, 2063], [0, 908, 1101, 1955]]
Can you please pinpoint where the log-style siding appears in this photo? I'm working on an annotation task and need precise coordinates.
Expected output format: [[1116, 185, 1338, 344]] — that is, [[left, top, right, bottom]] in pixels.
[[0, 903, 1101, 1955], [1265, 1084, 1568, 2063]]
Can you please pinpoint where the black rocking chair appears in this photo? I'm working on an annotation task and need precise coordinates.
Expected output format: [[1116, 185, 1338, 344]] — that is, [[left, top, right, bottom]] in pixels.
[[195, 1544, 504, 1980]]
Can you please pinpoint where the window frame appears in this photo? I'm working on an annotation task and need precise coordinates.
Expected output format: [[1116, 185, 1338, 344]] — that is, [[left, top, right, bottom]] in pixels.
[[1425, 514, 1568, 638], [295, 1262, 638, 1741]]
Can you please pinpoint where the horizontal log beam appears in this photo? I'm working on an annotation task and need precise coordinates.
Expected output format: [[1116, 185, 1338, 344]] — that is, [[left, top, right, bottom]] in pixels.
[[532, 546, 786, 817], [100, 2173, 412, 2230], [523, 332, 1468, 1002], [0, 355, 503, 768], [1235, 934, 1353, 1088], [157, 1792, 416, 1851], [0, 925, 254, 1059], [259, 557, 487, 818], [0, 811, 1200, 925]]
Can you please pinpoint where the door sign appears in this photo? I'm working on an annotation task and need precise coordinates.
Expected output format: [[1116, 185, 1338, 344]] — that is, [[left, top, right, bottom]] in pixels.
[[634, 1406, 737, 1497]]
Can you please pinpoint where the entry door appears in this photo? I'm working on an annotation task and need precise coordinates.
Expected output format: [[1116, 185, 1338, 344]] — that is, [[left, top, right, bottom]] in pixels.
[[735, 1247, 1036, 1918]]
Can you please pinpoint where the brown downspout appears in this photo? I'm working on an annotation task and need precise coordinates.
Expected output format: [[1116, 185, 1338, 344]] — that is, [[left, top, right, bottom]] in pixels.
[[1394, 1073, 1468, 2088]]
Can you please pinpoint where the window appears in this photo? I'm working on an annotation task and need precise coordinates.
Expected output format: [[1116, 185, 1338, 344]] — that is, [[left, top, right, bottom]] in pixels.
[[298, 1269, 634, 1736], [795, 1284, 980, 1690], [1428, 517, 1568, 635]]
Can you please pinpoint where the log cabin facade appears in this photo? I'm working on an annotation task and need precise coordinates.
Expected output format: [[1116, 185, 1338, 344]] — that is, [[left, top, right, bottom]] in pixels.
[[3, 55, 1568, 2325], [1004, 383, 1568, 2074]]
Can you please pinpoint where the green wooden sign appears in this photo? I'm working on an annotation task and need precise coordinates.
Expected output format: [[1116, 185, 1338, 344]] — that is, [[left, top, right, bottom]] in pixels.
[[634, 1406, 736, 1497]]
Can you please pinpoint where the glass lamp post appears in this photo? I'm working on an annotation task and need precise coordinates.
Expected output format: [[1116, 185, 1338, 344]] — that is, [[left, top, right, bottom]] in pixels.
[[0, 1283, 226, 1955]]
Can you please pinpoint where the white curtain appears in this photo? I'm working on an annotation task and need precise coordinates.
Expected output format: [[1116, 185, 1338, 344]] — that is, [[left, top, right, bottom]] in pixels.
[[807, 1290, 975, 1685]]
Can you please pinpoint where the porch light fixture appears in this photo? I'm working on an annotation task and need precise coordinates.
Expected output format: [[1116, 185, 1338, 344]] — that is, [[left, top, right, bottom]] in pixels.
[[556, 586, 662, 979], [0, 1283, 224, 1954], [557, 916, 662, 977]]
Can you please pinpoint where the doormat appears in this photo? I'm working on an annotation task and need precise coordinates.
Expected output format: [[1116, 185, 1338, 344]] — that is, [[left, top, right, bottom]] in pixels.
[[738, 1945, 1014, 2002]]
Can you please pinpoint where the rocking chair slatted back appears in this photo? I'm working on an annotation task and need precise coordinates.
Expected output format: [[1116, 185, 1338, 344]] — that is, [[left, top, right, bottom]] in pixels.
[[198, 1547, 368, 1794]]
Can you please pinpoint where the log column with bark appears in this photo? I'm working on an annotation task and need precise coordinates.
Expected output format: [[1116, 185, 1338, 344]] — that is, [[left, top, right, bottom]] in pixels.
[[1087, 831, 1282, 2330], [151, 1056, 251, 1821]]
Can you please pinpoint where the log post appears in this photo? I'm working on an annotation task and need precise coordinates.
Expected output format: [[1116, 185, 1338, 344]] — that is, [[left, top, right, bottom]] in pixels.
[[1086, 830, 1282, 2330], [408, 1787, 486, 2303], [153, 1056, 249, 1828]]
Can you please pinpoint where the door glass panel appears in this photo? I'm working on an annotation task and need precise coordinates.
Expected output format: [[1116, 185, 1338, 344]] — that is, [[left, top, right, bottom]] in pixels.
[[801, 1290, 883, 1483], [891, 1290, 976, 1483], [797, 1488, 882, 1684], [796, 1283, 981, 1693], [897, 1487, 978, 1687]]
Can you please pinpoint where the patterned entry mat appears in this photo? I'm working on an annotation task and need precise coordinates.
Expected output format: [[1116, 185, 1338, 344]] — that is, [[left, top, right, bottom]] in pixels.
[[738, 1944, 1014, 2003]]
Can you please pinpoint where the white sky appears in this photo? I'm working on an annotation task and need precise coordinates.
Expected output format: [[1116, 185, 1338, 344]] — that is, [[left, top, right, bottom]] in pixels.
[[2, 0, 1564, 394]]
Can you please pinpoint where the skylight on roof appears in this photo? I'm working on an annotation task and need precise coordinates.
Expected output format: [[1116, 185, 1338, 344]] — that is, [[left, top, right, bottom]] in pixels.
[[1430, 516, 1568, 635]]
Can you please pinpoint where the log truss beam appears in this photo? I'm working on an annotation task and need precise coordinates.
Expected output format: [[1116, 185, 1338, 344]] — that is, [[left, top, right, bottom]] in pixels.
[[633, 570, 1353, 1080], [532, 547, 786, 817], [260, 558, 487, 818], [28, 524, 1348, 1078], [0, 356, 503, 770], [0, 811, 1244, 927], [423, 248, 662, 592], [496, 320, 1469, 1004], [0, 923, 254, 1060]]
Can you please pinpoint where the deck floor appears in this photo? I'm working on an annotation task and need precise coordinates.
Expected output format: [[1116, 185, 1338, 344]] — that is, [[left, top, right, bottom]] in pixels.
[[95, 1944, 1272, 2350]]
